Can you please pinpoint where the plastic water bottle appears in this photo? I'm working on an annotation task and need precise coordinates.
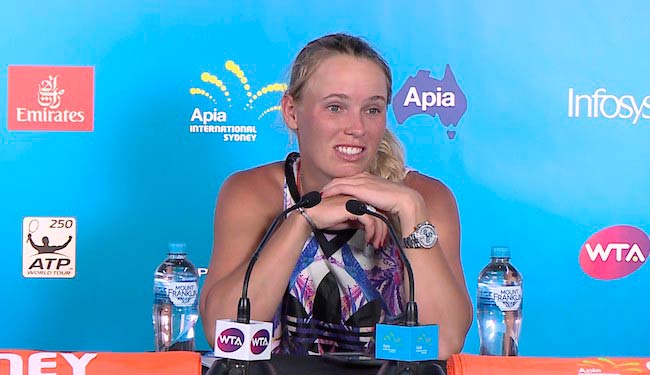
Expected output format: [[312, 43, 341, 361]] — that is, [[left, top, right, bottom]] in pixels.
[[477, 246, 523, 356], [153, 243, 199, 351]]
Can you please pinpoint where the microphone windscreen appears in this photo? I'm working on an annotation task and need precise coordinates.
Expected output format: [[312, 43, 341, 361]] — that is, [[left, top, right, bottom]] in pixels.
[[300, 191, 322, 208], [345, 199, 367, 216]]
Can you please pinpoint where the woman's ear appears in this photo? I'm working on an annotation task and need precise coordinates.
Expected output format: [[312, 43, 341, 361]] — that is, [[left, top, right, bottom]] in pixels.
[[282, 94, 298, 131]]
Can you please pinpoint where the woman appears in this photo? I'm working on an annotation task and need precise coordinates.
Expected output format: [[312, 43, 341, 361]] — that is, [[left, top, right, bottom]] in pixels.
[[200, 33, 472, 359]]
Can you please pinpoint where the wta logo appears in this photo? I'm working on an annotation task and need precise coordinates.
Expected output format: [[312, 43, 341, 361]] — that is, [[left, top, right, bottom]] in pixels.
[[217, 328, 245, 353], [579, 225, 650, 280], [250, 329, 270, 355]]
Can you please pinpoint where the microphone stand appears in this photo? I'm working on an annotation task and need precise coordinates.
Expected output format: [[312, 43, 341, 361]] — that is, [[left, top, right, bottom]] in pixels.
[[345, 200, 445, 375], [210, 192, 321, 375]]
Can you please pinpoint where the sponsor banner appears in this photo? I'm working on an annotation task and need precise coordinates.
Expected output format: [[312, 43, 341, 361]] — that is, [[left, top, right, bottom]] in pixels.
[[7, 66, 94, 132], [568, 88, 650, 124], [579, 225, 650, 280], [187, 60, 286, 142], [0, 350, 200, 375], [392, 65, 467, 139], [22, 217, 77, 278], [447, 353, 650, 375]]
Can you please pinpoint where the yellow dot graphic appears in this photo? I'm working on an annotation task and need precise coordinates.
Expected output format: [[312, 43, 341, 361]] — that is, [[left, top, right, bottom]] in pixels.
[[633, 256, 639, 262], [258, 105, 282, 120], [189, 87, 217, 105], [244, 84, 250, 91]]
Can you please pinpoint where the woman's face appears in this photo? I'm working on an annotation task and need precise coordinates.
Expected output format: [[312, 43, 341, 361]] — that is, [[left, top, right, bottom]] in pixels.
[[286, 54, 388, 187]]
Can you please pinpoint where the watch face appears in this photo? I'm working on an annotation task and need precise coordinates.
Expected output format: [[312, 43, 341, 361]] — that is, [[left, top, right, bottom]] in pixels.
[[417, 224, 437, 247]]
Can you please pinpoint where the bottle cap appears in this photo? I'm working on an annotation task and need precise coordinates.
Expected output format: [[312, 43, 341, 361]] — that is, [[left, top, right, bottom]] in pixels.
[[168, 242, 187, 255], [491, 245, 510, 258]]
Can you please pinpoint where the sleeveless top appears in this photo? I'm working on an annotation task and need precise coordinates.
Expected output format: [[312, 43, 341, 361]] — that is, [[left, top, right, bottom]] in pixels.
[[271, 152, 406, 355]]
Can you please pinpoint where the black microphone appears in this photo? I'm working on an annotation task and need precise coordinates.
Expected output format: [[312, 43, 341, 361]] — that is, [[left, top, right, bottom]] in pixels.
[[345, 200, 444, 375], [210, 191, 321, 375], [238, 190, 321, 323]]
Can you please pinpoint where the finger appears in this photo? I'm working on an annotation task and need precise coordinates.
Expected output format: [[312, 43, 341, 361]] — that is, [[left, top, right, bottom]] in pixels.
[[321, 182, 365, 199], [321, 176, 376, 197], [373, 217, 387, 249], [376, 219, 388, 249], [357, 214, 376, 244]]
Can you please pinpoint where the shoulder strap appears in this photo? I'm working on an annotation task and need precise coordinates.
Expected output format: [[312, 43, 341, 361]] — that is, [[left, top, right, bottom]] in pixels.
[[284, 152, 301, 204]]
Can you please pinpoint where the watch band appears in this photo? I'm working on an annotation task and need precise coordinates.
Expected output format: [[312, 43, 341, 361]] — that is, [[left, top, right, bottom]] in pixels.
[[402, 221, 437, 249]]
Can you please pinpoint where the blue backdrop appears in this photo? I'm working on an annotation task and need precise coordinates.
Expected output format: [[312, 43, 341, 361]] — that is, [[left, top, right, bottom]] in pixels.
[[2, 0, 649, 357]]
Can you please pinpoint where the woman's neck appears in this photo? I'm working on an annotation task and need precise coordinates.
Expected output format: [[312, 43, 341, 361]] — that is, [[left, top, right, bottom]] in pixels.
[[297, 161, 330, 195]]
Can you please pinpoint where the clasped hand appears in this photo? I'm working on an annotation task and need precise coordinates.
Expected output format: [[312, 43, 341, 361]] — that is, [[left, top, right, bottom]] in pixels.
[[301, 172, 425, 248]]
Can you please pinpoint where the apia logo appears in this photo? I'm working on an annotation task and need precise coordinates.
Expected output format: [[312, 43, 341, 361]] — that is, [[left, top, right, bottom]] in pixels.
[[579, 225, 650, 280], [568, 88, 650, 124], [187, 60, 287, 142], [250, 329, 270, 355], [216, 328, 245, 353], [392, 65, 467, 140], [8, 66, 94, 132], [577, 358, 650, 374]]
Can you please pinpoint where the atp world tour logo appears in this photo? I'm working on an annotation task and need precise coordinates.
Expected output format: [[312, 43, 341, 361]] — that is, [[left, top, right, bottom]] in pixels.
[[22, 217, 77, 278], [7, 66, 94, 131], [187, 60, 287, 142]]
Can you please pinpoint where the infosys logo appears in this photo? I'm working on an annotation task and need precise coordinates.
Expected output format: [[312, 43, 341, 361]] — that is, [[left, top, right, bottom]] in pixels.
[[579, 225, 650, 280], [8, 66, 94, 131], [568, 88, 650, 124], [250, 329, 270, 355], [216, 328, 245, 353]]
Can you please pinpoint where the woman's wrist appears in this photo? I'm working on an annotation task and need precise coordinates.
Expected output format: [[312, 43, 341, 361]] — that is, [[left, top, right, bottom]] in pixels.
[[397, 190, 428, 235], [298, 207, 317, 230], [286, 207, 315, 235]]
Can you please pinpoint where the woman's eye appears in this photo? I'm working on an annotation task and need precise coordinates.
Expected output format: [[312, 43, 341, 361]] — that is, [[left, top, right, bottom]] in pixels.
[[367, 107, 382, 115], [327, 104, 341, 113]]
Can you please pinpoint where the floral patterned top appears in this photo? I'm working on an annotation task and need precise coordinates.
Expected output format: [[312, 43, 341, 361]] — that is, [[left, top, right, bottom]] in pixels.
[[271, 153, 406, 355]]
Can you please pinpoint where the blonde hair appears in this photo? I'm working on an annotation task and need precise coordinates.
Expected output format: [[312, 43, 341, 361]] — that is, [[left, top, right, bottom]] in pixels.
[[286, 33, 407, 182]]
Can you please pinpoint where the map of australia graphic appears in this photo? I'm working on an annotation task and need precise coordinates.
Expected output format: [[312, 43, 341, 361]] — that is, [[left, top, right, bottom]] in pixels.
[[392, 65, 467, 139]]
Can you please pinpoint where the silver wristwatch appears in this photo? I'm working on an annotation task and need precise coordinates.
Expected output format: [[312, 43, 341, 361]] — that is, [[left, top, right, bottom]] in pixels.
[[402, 221, 438, 249]]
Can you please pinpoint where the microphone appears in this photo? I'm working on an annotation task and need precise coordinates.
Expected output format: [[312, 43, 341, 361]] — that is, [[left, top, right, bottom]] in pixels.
[[239, 190, 321, 323], [211, 191, 321, 373], [345, 200, 444, 375]]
